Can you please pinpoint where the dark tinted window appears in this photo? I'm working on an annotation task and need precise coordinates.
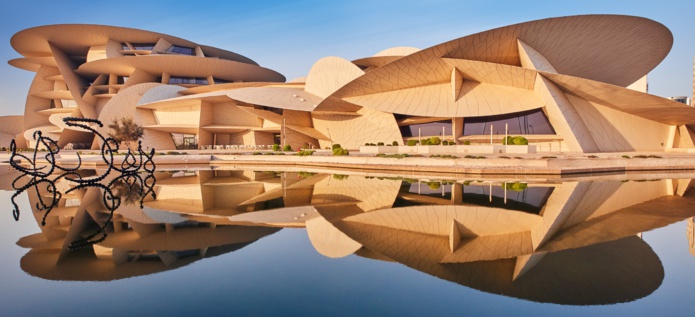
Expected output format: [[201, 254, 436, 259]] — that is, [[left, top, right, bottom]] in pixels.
[[166, 45, 195, 55], [463, 108, 555, 135]]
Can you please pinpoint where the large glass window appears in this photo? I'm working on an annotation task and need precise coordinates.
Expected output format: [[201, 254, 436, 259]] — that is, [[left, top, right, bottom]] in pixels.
[[463, 108, 555, 135], [165, 45, 195, 55], [131, 43, 156, 50], [168, 77, 209, 85], [399, 120, 452, 137], [261, 106, 283, 115], [171, 133, 198, 150], [394, 181, 554, 214]]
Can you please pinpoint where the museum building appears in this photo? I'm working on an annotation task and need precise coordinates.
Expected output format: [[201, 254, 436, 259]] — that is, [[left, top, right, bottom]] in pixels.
[[3, 14, 695, 153]]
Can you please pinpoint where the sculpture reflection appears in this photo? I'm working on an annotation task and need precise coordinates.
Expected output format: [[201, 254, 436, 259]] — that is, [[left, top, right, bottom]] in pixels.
[[12, 168, 279, 280], [9, 166, 695, 305]]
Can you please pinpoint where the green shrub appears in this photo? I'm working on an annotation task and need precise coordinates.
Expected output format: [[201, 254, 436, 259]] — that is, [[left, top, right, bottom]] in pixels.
[[283, 144, 292, 151], [430, 154, 458, 159], [252, 152, 262, 155], [513, 136, 528, 145], [272, 144, 280, 151], [503, 136, 528, 145], [298, 150, 315, 156], [421, 139, 431, 146], [392, 141, 399, 146], [587, 155, 599, 158], [407, 139, 419, 146], [332, 144, 342, 150], [505, 182, 528, 192], [298, 171, 316, 178], [429, 136, 441, 145], [463, 141, 471, 145], [333, 174, 349, 180], [442, 140, 449, 145], [377, 142, 384, 146], [622, 155, 631, 159], [332, 145, 349, 156], [376, 153, 409, 159], [427, 182, 441, 190], [166, 151, 182, 155]]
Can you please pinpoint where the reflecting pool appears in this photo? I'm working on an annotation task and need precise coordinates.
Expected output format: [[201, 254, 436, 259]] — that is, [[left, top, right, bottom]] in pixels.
[[2, 165, 695, 316]]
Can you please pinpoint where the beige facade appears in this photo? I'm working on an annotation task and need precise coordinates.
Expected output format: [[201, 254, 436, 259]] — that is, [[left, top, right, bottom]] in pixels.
[[3, 15, 694, 153]]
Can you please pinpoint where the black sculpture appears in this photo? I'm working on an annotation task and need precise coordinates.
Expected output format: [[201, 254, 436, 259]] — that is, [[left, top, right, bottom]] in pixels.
[[8, 117, 157, 250]]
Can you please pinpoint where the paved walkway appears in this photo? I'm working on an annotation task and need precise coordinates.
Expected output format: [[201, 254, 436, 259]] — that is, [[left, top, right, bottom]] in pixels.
[[3, 150, 695, 175]]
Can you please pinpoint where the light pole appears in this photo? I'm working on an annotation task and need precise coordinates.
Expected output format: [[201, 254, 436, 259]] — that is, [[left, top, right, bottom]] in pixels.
[[282, 117, 286, 148], [327, 127, 332, 148]]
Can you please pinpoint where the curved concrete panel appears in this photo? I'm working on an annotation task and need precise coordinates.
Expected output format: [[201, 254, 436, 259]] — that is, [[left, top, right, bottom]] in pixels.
[[305, 56, 365, 99]]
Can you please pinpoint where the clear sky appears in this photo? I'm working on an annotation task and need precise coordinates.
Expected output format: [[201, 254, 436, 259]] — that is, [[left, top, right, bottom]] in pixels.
[[0, 0, 693, 116]]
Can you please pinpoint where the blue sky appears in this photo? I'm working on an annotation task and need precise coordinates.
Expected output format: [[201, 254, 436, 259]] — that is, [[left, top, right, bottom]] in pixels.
[[0, 0, 694, 116]]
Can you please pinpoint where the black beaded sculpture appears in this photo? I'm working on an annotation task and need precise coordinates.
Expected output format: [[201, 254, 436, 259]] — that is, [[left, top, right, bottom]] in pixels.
[[8, 117, 157, 250]]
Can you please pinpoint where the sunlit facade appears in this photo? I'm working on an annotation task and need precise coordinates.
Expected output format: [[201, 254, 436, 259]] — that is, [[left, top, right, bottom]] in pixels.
[[3, 15, 695, 153]]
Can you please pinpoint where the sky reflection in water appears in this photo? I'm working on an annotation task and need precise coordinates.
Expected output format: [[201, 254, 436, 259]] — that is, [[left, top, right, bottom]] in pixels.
[[1, 165, 695, 316]]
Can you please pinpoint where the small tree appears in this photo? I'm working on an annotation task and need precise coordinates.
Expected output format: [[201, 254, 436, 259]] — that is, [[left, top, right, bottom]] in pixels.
[[108, 117, 144, 151], [111, 178, 143, 205]]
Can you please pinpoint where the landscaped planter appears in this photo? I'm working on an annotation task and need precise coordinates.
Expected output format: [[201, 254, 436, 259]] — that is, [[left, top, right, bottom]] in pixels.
[[499, 145, 537, 154], [455, 145, 496, 154], [359, 146, 399, 154], [360, 144, 537, 155]]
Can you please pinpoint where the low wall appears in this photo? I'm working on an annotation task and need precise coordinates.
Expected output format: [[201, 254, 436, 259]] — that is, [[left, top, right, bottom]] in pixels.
[[359, 145, 537, 154]]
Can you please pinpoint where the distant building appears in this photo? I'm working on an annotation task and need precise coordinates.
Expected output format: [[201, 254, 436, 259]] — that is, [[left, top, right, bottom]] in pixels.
[[669, 96, 691, 105]]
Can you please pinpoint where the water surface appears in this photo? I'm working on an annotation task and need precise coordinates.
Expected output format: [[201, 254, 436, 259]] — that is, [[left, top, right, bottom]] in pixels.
[[1, 166, 694, 316]]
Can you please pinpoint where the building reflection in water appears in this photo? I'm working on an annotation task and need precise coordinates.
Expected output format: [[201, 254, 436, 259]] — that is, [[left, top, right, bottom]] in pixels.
[[688, 217, 695, 256], [7, 165, 695, 305]]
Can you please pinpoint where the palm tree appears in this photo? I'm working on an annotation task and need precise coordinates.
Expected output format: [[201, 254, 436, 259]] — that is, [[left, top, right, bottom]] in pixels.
[[108, 117, 144, 151]]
